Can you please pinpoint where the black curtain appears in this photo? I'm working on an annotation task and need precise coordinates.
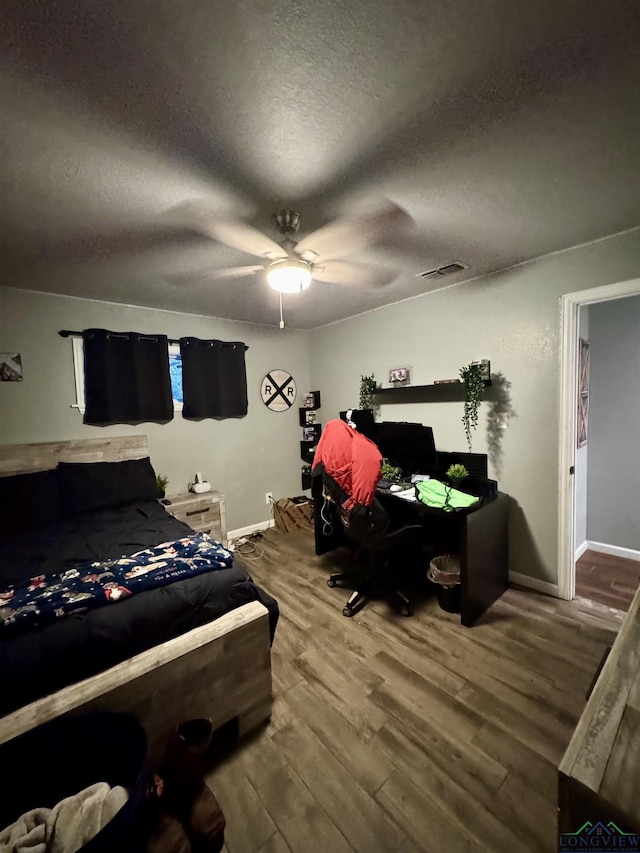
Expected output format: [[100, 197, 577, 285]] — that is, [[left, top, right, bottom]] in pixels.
[[180, 337, 248, 420], [83, 329, 173, 426]]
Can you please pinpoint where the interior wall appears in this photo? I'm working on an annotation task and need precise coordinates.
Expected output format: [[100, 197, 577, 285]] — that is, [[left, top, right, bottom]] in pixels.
[[574, 307, 589, 553], [309, 228, 640, 586], [0, 287, 311, 533], [586, 294, 640, 551]]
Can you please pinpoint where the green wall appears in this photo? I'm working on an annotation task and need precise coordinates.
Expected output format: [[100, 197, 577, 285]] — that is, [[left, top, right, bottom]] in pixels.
[[0, 288, 311, 533], [3, 226, 639, 580], [309, 228, 640, 586]]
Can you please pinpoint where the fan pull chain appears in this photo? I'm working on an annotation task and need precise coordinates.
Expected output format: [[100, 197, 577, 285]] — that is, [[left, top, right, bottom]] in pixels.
[[279, 291, 285, 329]]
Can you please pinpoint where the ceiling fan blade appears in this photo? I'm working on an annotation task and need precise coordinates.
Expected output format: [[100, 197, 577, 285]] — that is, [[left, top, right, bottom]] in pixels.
[[175, 265, 264, 283], [296, 202, 411, 261], [312, 260, 397, 288], [172, 204, 288, 260]]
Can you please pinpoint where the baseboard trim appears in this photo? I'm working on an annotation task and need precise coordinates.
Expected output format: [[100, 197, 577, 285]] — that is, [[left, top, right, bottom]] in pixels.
[[228, 519, 275, 542], [575, 540, 590, 561], [586, 541, 640, 562], [509, 571, 559, 597]]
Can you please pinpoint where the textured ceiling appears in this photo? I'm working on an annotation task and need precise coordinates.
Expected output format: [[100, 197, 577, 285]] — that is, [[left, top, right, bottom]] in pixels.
[[1, 0, 639, 329]]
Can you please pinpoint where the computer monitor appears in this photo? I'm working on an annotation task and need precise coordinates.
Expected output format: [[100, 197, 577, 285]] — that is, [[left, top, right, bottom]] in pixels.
[[338, 409, 377, 442], [375, 421, 437, 475]]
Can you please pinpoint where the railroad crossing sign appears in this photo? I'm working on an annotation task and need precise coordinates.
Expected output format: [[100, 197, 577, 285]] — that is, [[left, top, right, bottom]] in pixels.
[[260, 370, 297, 411]]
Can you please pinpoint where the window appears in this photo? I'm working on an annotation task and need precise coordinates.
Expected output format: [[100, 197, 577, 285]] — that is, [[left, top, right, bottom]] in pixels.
[[168, 345, 183, 407], [71, 339, 183, 413]]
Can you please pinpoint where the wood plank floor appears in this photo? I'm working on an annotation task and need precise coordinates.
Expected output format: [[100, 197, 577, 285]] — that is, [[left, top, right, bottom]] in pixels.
[[208, 528, 624, 853], [575, 549, 640, 612]]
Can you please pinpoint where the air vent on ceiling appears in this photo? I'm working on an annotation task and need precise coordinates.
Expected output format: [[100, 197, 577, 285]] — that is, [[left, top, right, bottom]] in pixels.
[[417, 261, 468, 280]]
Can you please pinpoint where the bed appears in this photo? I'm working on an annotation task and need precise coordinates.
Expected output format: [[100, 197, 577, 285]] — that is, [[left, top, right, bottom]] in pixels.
[[0, 436, 277, 762]]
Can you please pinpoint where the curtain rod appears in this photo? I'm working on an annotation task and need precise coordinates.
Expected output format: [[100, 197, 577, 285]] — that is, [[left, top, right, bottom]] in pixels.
[[59, 329, 183, 345], [58, 330, 248, 350]]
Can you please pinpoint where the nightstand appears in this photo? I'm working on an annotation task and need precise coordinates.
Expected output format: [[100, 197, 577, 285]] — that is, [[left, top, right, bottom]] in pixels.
[[164, 491, 227, 546]]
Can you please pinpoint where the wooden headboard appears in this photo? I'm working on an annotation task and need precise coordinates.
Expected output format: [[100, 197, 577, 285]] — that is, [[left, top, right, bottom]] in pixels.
[[0, 436, 149, 477]]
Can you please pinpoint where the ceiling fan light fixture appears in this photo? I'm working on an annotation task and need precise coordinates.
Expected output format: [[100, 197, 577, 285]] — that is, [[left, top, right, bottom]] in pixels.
[[267, 259, 312, 294]]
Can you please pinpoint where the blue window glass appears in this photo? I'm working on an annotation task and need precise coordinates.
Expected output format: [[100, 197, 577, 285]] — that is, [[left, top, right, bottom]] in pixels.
[[169, 349, 183, 404]]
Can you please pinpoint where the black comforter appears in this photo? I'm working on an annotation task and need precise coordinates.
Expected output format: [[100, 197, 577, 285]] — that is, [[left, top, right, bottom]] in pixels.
[[0, 500, 278, 716]]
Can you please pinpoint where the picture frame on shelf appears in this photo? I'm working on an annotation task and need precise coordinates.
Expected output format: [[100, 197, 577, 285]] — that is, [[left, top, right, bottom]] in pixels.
[[302, 391, 321, 408], [388, 366, 411, 386], [470, 359, 491, 381]]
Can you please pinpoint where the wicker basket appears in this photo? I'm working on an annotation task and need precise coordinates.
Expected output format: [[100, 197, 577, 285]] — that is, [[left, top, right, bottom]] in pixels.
[[273, 498, 313, 533]]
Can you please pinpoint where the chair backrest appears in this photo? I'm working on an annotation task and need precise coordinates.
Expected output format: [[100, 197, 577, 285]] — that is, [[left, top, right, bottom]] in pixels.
[[319, 469, 423, 556], [346, 500, 391, 552]]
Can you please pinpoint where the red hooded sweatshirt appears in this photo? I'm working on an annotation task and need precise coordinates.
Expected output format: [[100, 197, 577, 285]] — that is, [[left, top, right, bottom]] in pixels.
[[311, 419, 382, 511]]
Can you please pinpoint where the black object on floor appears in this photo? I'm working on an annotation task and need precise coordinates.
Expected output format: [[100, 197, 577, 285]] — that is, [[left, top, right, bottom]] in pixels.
[[428, 553, 462, 614], [435, 583, 461, 613]]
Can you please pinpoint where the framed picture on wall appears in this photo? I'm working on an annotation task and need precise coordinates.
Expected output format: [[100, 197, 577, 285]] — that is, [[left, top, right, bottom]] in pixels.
[[0, 353, 23, 381]]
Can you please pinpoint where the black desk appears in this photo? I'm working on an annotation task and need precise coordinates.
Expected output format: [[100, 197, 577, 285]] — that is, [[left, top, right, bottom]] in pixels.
[[313, 479, 509, 627]]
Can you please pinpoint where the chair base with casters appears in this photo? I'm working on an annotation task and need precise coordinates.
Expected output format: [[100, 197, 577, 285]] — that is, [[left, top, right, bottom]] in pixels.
[[328, 571, 413, 617], [327, 524, 423, 618]]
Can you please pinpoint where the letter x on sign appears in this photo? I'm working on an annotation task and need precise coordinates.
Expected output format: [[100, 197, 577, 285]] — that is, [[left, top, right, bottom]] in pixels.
[[260, 370, 297, 412]]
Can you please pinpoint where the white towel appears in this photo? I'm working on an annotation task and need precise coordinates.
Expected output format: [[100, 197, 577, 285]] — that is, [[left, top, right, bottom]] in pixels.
[[46, 782, 128, 853], [0, 783, 128, 853], [0, 807, 50, 853]]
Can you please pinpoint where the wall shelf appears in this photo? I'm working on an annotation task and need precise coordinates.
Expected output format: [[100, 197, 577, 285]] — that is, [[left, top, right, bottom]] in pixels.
[[300, 391, 321, 487], [374, 379, 492, 405]]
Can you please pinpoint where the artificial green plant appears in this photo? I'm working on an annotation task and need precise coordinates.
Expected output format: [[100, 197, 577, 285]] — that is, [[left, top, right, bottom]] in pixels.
[[359, 374, 377, 410], [155, 473, 169, 497], [460, 363, 485, 451], [380, 461, 402, 482], [446, 463, 469, 487]]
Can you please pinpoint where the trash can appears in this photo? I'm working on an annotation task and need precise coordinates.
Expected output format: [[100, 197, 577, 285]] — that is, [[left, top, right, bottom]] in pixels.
[[428, 553, 461, 613], [0, 712, 151, 853]]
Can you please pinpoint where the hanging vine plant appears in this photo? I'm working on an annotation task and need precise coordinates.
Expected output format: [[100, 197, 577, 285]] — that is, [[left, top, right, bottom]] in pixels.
[[359, 374, 377, 410], [460, 363, 485, 451]]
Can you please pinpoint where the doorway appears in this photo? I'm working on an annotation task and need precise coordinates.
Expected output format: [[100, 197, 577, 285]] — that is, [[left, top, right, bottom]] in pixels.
[[557, 276, 640, 601], [574, 549, 639, 610]]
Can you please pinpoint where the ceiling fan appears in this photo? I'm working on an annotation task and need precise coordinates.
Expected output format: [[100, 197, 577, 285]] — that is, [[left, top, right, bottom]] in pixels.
[[175, 202, 411, 294]]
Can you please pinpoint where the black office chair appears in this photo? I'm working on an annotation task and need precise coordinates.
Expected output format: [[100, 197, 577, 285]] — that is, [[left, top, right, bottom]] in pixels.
[[326, 498, 423, 617]]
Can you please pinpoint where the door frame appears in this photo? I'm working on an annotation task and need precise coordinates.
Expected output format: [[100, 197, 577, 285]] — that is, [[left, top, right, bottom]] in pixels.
[[557, 277, 640, 600]]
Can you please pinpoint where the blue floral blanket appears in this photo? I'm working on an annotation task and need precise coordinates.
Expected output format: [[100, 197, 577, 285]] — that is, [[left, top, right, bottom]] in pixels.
[[0, 533, 233, 636]]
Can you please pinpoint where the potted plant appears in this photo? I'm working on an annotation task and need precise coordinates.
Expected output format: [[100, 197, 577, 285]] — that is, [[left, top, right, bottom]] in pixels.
[[446, 463, 469, 488], [359, 374, 377, 411], [155, 473, 169, 499], [381, 461, 402, 483], [460, 362, 485, 451]]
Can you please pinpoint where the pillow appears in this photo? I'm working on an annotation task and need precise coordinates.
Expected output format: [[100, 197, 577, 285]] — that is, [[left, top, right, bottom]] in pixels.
[[0, 469, 62, 533], [58, 457, 159, 516]]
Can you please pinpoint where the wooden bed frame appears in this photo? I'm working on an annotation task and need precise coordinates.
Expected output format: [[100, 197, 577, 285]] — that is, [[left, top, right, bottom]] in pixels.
[[0, 436, 273, 763]]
